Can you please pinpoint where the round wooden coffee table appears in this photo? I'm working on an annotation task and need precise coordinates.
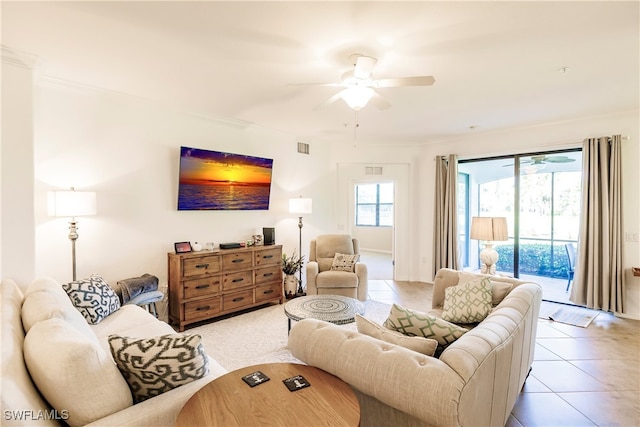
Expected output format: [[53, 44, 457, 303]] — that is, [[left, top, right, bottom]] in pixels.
[[176, 362, 360, 426], [284, 294, 364, 332]]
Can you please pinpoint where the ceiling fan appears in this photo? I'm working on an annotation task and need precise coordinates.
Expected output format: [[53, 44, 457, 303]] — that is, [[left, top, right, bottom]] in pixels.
[[311, 54, 436, 111], [521, 155, 576, 165], [503, 155, 576, 173]]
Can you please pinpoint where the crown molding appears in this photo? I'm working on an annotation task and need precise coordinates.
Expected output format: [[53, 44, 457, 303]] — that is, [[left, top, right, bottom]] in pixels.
[[1, 45, 38, 69]]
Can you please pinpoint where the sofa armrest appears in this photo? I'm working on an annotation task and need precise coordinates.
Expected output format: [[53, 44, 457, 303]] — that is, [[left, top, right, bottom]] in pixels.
[[305, 261, 319, 295], [288, 319, 463, 426]]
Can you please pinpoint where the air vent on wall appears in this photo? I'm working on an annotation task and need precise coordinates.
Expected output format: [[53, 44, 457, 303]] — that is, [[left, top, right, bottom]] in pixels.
[[365, 166, 383, 175], [297, 142, 310, 154]]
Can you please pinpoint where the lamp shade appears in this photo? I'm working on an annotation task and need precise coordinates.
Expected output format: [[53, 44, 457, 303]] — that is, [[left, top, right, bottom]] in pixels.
[[48, 189, 97, 217], [340, 86, 374, 111], [470, 217, 508, 241], [289, 197, 312, 215]]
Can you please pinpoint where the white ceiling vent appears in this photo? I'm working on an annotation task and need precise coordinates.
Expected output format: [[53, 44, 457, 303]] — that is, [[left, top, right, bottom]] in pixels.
[[365, 166, 383, 175], [297, 142, 310, 154]]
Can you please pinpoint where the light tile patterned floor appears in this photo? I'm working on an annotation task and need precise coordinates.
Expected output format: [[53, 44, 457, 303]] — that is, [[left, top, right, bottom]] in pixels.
[[367, 279, 640, 427]]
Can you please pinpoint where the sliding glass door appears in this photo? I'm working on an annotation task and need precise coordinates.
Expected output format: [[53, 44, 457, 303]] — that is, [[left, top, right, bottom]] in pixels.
[[458, 150, 582, 299]]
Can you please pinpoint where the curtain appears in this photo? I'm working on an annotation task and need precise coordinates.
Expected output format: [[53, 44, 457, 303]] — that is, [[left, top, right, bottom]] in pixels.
[[570, 135, 625, 313], [433, 154, 459, 275]]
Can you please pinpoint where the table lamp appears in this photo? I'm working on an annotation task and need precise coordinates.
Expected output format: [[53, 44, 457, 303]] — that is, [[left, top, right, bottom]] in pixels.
[[470, 216, 508, 275]]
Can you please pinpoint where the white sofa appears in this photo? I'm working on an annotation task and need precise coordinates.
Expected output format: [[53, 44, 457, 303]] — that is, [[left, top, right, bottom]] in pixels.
[[288, 268, 543, 427], [1, 277, 227, 427]]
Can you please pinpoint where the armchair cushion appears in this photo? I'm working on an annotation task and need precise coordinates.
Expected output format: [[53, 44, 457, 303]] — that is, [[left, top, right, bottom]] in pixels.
[[330, 253, 360, 272]]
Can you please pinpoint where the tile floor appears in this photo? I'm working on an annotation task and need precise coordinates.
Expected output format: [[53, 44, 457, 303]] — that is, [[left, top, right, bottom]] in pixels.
[[367, 279, 640, 427]]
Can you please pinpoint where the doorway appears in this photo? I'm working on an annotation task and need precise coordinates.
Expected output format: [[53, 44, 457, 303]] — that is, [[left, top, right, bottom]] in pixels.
[[457, 149, 582, 304]]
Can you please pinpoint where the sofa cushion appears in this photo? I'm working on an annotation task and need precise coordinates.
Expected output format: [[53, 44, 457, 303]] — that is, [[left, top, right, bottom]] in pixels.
[[21, 288, 96, 340], [330, 253, 360, 272], [383, 304, 468, 349], [356, 314, 437, 356], [23, 318, 133, 427], [457, 271, 514, 306], [24, 276, 69, 298], [1, 279, 60, 427], [108, 334, 210, 403], [442, 277, 492, 324], [62, 274, 121, 324]]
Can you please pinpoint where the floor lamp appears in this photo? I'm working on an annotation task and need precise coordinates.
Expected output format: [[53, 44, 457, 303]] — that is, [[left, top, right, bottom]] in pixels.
[[289, 197, 312, 295], [49, 188, 97, 281], [470, 216, 508, 275]]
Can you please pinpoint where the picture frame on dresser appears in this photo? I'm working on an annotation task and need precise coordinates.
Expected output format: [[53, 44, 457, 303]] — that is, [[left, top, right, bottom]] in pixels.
[[174, 241, 192, 253]]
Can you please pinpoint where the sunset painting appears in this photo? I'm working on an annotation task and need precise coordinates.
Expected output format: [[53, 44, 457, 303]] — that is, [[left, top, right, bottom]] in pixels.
[[178, 146, 273, 210]]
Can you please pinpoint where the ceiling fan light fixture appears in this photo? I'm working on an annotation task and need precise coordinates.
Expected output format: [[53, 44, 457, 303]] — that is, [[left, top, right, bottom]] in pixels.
[[340, 86, 374, 111]]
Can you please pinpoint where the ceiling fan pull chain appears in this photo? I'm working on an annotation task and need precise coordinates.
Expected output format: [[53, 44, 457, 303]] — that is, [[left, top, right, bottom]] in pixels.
[[353, 110, 359, 147]]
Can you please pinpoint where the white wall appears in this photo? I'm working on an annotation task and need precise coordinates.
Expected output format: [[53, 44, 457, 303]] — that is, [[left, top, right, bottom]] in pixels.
[[1, 57, 36, 285], [417, 110, 640, 319], [30, 78, 331, 289]]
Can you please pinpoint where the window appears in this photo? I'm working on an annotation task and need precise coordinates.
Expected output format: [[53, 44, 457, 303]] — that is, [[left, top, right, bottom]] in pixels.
[[355, 183, 393, 226]]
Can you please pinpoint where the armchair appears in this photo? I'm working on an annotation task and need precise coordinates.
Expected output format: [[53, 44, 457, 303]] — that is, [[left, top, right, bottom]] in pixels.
[[305, 234, 368, 301]]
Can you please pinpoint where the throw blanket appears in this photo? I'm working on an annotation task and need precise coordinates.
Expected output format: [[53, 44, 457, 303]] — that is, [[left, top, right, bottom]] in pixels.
[[114, 274, 159, 304]]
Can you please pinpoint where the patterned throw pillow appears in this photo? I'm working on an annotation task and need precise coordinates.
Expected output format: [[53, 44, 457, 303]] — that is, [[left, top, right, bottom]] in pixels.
[[330, 253, 360, 271], [108, 334, 209, 403], [442, 277, 492, 324], [62, 275, 120, 324], [356, 314, 437, 356], [383, 304, 468, 349]]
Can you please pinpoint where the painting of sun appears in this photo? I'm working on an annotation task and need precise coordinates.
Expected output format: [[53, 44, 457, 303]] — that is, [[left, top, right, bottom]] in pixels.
[[178, 146, 273, 210]]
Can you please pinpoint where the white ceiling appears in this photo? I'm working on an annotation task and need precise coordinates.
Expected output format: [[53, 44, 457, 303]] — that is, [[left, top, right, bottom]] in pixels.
[[2, 1, 639, 145]]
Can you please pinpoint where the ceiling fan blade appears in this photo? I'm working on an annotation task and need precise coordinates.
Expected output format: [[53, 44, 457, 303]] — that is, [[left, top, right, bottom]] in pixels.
[[369, 91, 392, 110], [544, 156, 576, 163], [375, 76, 435, 88], [312, 91, 343, 111], [354, 55, 377, 79]]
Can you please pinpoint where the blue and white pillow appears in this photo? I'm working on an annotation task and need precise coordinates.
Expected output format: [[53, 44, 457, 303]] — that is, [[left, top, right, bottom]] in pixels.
[[62, 275, 120, 324]]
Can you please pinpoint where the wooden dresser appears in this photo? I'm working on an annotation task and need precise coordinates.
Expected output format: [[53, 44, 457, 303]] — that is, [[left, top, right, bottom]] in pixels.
[[168, 245, 283, 331]]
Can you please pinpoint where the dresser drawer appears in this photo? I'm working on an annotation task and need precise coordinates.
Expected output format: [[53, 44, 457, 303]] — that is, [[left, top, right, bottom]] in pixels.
[[255, 247, 281, 267], [255, 283, 282, 303], [222, 252, 253, 271], [222, 270, 253, 291], [183, 276, 221, 300], [255, 265, 281, 286], [183, 255, 221, 277], [223, 290, 254, 311], [185, 297, 222, 321]]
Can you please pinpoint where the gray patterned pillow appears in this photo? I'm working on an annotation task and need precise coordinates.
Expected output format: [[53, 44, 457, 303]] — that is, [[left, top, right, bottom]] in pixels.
[[442, 277, 492, 323], [62, 275, 120, 324], [383, 304, 468, 349], [108, 334, 209, 403], [330, 253, 360, 271]]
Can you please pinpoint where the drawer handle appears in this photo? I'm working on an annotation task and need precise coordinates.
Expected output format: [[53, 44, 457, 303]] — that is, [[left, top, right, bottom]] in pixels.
[[263, 289, 274, 295], [232, 259, 245, 263], [195, 306, 210, 311], [232, 297, 244, 302], [195, 263, 209, 269], [262, 255, 274, 259], [262, 272, 274, 277], [195, 284, 210, 289], [232, 278, 244, 283]]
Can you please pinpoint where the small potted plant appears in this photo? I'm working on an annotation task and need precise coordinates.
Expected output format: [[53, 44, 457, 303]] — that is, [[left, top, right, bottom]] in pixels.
[[282, 251, 304, 298]]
